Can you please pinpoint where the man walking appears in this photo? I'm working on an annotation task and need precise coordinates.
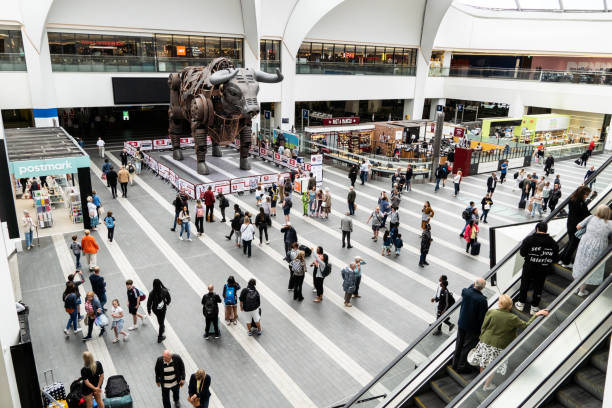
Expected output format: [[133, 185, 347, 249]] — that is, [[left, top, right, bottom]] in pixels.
[[359, 160, 369, 185], [120, 148, 129, 166], [96, 137, 105, 158], [499, 160, 508, 183], [347, 186, 356, 215], [340, 212, 353, 249], [155, 350, 186, 408], [89, 266, 107, 311], [452, 278, 487, 373], [80, 230, 99, 271], [516, 222, 559, 314], [107, 166, 118, 199], [203, 186, 215, 222], [486, 172, 497, 196], [201, 284, 222, 339], [307, 172, 316, 191], [584, 165, 596, 189], [239, 278, 262, 336], [544, 154, 554, 177], [459, 202, 474, 238], [117, 166, 130, 198]]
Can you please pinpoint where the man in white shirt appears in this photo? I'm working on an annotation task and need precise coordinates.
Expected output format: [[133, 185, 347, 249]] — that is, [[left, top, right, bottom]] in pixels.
[[96, 137, 105, 158], [359, 160, 369, 185]]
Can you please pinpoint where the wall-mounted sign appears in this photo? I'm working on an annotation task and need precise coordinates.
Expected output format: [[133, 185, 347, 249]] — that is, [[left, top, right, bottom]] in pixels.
[[10, 156, 91, 178], [454, 127, 465, 138], [322, 117, 360, 126], [122, 110, 129, 121], [176, 46, 186, 56]]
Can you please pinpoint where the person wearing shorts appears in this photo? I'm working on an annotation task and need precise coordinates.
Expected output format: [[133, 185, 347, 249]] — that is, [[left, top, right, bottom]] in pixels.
[[110, 299, 129, 343], [367, 207, 384, 242], [239, 279, 262, 336], [269, 184, 278, 217], [126, 280, 145, 330]]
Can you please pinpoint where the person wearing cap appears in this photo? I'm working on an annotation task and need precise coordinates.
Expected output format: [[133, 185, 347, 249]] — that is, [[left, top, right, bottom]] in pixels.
[[353, 257, 366, 298]]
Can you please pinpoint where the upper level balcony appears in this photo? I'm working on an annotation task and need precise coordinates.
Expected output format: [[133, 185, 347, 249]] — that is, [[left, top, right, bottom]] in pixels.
[[297, 61, 416, 76]]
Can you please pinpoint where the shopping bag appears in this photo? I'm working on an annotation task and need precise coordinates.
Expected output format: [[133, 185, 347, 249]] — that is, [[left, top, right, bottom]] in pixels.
[[101, 173, 107, 180], [95, 314, 109, 327]]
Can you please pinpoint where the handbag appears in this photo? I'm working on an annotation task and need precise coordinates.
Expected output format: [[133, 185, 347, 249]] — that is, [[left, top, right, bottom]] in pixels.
[[467, 348, 479, 367], [177, 217, 183, 225], [575, 216, 592, 239], [95, 314, 109, 327], [98, 206, 105, 216]]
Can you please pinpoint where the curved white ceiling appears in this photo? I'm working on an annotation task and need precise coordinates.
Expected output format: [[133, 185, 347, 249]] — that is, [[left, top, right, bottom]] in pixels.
[[456, 0, 609, 12]]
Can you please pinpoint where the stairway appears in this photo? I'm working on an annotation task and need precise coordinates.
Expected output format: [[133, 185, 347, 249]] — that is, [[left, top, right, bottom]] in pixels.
[[543, 339, 609, 408]]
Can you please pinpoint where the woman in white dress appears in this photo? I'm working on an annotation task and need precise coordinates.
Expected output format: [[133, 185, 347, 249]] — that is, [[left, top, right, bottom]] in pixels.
[[572, 205, 612, 297]]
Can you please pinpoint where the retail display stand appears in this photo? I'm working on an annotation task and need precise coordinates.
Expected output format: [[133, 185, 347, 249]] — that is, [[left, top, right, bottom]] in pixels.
[[33, 190, 53, 228], [48, 178, 65, 208], [63, 186, 82, 224]]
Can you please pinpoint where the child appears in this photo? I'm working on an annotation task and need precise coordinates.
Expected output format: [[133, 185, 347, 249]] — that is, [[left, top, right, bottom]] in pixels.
[[255, 184, 264, 208], [70, 235, 81, 269], [301, 192, 309, 216], [110, 299, 129, 343], [104, 211, 116, 243], [394, 233, 403, 257], [381, 230, 392, 256], [431, 279, 455, 335]]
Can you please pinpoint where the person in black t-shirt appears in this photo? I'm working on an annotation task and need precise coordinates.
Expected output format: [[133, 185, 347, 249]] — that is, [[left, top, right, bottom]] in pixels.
[[81, 352, 104, 407], [239, 279, 261, 336]]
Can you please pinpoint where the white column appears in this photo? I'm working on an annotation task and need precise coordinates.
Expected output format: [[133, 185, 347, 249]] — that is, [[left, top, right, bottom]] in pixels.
[[22, 28, 58, 127], [280, 42, 296, 131], [345, 100, 359, 116], [273, 102, 282, 129], [442, 51, 452, 70], [429, 98, 446, 121], [403, 100, 413, 120], [508, 97, 525, 118], [410, 52, 429, 120]]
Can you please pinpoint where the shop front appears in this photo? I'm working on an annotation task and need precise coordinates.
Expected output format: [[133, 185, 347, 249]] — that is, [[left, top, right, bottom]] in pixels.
[[2, 128, 92, 247], [304, 124, 375, 154]]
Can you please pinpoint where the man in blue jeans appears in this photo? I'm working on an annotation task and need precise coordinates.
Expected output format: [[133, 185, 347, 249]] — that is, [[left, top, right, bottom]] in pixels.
[[89, 266, 107, 311], [459, 201, 474, 238]]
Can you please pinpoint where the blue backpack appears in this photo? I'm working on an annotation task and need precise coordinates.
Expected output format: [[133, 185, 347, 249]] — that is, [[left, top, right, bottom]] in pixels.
[[224, 285, 236, 304], [105, 216, 115, 228]]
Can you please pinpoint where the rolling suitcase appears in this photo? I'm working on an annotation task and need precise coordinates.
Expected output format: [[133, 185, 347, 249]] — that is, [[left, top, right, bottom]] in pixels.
[[42, 369, 66, 405], [103, 395, 133, 408], [470, 241, 481, 256], [105, 375, 130, 398]]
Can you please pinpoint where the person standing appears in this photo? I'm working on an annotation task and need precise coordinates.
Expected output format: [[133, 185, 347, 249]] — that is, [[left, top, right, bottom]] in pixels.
[[452, 278, 488, 373], [301, 191, 309, 216], [348, 164, 358, 187], [82, 291, 104, 341], [222, 276, 241, 325], [315, 188, 324, 218], [217, 192, 229, 222], [87, 196, 98, 231], [282, 192, 293, 223], [499, 160, 508, 184], [359, 160, 369, 185], [70, 235, 82, 269], [587, 139, 595, 157], [434, 165, 445, 192], [117, 166, 130, 198], [530, 189, 544, 217], [516, 222, 559, 314], [541, 182, 551, 212], [431, 279, 455, 335], [239, 278, 262, 336], [194, 200, 204, 237], [460, 202, 475, 238], [125, 280, 146, 330], [341, 212, 353, 249], [405, 164, 413, 192], [341, 263, 357, 307], [178, 206, 192, 241], [240, 217, 255, 257], [561, 186, 592, 267], [103, 211, 116, 243], [421, 201, 434, 230], [155, 350, 186, 408], [367, 206, 384, 242], [280, 222, 297, 254], [170, 192, 186, 232], [544, 154, 555, 176], [269, 183, 279, 217], [96, 137, 105, 158], [134, 148, 143, 174], [514, 169, 525, 192], [101, 159, 111, 187], [312, 252, 329, 303], [203, 186, 215, 222], [584, 165, 596, 189], [480, 193, 493, 224], [419, 224, 433, 267], [548, 184, 562, 212], [119, 148, 129, 166], [22, 210, 35, 250], [81, 230, 99, 271], [290, 251, 306, 301], [453, 170, 462, 197], [486, 172, 497, 196], [255, 207, 270, 246], [201, 284, 222, 339], [89, 266, 107, 311], [107, 166, 118, 199], [227, 212, 243, 247], [353, 257, 365, 299], [307, 172, 317, 191], [579, 150, 589, 167], [464, 220, 479, 254], [81, 352, 105, 408], [188, 369, 212, 408], [147, 279, 171, 343]]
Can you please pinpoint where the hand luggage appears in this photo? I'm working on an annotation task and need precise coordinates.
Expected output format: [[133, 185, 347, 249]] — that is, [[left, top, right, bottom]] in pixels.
[[574, 159, 581, 165], [66, 379, 83, 408], [470, 241, 481, 256], [105, 375, 130, 398], [103, 395, 133, 408], [298, 245, 312, 257], [47, 400, 68, 408], [518, 199, 526, 209], [208, 317, 220, 335], [42, 369, 66, 405]]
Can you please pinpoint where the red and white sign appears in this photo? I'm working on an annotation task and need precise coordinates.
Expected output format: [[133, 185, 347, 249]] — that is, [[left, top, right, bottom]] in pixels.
[[180, 137, 195, 148], [154, 139, 172, 150], [157, 163, 170, 179], [230, 177, 252, 193], [140, 140, 153, 151], [148, 157, 158, 173], [287, 158, 297, 169], [322, 117, 360, 126], [177, 179, 196, 199], [304, 163, 312, 171], [168, 170, 179, 187], [127, 141, 141, 148], [196, 181, 231, 198], [454, 127, 465, 138]]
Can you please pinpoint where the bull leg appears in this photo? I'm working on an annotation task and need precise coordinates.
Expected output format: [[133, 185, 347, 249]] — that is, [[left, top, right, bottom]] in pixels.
[[168, 73, 183, 161], [193, 127, 209, 175], [212, 142, 222, 157], [169, 118, 183, 161], [239, 123, 252, 171]]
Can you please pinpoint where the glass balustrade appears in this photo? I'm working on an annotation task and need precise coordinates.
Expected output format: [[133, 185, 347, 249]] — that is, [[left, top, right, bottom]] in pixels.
[[260, 60, 281, 74], [296, 62, 416, 76], [0, 53, 26, 71]]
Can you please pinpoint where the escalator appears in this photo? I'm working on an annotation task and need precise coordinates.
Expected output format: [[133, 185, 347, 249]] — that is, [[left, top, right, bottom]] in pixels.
[[339, 156, 612, 408]]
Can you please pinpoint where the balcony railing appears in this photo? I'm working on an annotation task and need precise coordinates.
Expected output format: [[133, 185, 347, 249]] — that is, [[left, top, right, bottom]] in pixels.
[[50, 54, 243, 73], [297, 61, 416, 76], [260, 60, 281, 74], [0, 53, 27, 71], [430, 66, 612, 85]]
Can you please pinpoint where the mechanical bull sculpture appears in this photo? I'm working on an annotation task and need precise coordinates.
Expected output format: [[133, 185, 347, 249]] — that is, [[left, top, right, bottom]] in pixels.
[[168, 57, 283, 174]]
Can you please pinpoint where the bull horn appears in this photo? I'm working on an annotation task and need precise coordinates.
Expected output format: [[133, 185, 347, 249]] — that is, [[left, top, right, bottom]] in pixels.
[[254, 68, 283, 83], [209, 68, 239, 86]]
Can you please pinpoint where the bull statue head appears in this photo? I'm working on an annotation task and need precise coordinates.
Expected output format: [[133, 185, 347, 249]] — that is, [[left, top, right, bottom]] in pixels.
[[209, 68, 283, 118]]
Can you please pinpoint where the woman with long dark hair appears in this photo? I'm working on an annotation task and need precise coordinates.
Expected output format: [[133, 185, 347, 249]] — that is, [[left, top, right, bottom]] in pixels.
[[561, 186, 591, 267], [147, 279, 171, 343]]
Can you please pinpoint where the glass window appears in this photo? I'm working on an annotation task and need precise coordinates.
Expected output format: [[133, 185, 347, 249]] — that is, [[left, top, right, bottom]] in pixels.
[[155, 34, 173, 58], [60, 32, 76, 55], [355, 45, 365, 64], [297, 42, 311, 62], [75, 33, 91, 55], [189, 36, 205, 58], [322, 43, 333, 62], [221, 38, 235, 59], [344, 44, 355, 64], [234, 38, 243, 65], [205, 37, 220, 58], [310, 43, 322, 62], [47, 32, 62, 54], [332, 44, 344, 62], [260, 40, 267, 60], [173, 35, 189, 57], [365, 46, 376, 64], [374, 47, 384, 64], [384, 47, 395, 64]]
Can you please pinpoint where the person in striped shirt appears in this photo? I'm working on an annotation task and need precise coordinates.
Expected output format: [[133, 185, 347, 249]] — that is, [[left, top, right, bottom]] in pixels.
[[155, 350, 186, 408]]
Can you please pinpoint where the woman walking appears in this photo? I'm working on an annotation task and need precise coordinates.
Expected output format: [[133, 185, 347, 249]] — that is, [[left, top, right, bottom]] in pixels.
[[453, 170, 463, 197], [179, 206, 192, 241], [80, 352, 105, 408], [63, 282, 80, 336], [419, 224, 433, 267], [308, 187, 317, 216], [421, 201, 434, 230], [464, 219, 479, 254], [195, 200, 204, 236], [312, 251, 328, 303], [269, 183, 278, 217], [514, 169, 526, 192], [82, 291, 104, 341], [188, 369, 212, 408], [530, 189, 544, 218], [322, 188, 332, 219], [110, 299, 129, 343], [223, 276, 241, 325], [240, 217, 255, 257], [22, 210, 35, 250], [315, 189, 324, 218], [381, 230, 392, 256], [290, 251, 306, 301], [255, 207, 270, 246], [480, 193, 493, 224], [572, 205, 612, 296], [217, 192, 229, 222], [147, 278, 171, 343], [103, 210, 116, 243], [341, 263, 357, 307]]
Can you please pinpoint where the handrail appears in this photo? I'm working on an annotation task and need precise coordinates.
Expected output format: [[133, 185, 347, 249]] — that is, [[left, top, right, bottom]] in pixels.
[[341, 154, 612, 407], [473, 260, 612, 407]]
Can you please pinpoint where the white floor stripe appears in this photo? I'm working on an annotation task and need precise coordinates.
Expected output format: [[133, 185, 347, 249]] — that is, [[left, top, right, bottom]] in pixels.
[[52, 235, 118, 377], [99, 156, 317, 407], [105, 154, 384, 394]]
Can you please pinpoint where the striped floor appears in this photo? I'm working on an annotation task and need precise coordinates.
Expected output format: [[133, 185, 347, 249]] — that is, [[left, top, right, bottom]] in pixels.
[[18, 149, 609, 407]]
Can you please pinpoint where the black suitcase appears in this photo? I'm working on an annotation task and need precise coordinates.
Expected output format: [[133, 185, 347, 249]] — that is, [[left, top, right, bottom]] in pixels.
[[471, 241, 481, 256], [105, 375, 130, 398], [299, 245, 312, 257], [518, 199, 526, 209]]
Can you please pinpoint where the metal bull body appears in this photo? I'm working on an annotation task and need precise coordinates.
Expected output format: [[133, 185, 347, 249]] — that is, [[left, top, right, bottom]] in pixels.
[[168, 57, 283, 175]]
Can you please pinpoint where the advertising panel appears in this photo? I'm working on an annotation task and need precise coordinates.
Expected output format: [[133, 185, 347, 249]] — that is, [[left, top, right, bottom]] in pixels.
[[310, 154, 323, 187], [154, 139, 172, 150], [322, 117, 360, 126], [230, 176, 253, 193], [140, 140, 153, 151], [180, 137, 195, 148], [177, 179, 196, 199], [157, 163, 170, 179], [195, 181, 231, 199], [10, 155, 91, 178], [127, 141, 141, 148], [148, 156, 159, 173], [167, 170, 179, 187]]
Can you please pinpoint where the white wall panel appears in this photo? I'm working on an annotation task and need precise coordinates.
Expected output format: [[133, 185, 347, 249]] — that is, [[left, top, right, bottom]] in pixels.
[[294, 75, 415, 102], [47, 0, 245, 35], [260, 0, 298, 38], [0, 73, 31, 109], [258, 82, 282, 103], [306, 0, 424, 46]]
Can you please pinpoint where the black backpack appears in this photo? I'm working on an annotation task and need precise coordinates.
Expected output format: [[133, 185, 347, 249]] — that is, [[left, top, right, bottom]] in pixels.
[[66, 379, 83, 408], [462, 209, 471, 220], [105, 375, 130, 398], [514, 172, 519, 179], [244, 288, 259, 311], [203, 295, 217, 317], [519, 179, 525, 189], [321, 263, 332, 278], [447, 292, 456, 307]]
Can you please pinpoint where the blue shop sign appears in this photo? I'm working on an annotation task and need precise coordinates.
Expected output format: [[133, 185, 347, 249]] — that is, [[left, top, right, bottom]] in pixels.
[[10, 155, 91, 178]]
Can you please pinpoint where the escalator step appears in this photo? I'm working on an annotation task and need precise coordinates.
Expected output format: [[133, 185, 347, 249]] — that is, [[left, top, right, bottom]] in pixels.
[[445, 365, 478, 387], [553, 263, 574, 281], [413, 391, 446, 408], [556, 384, 602, 408], [590, 350, 608, 373], [544, 273, 571, 297], [574, 366, 605, 401], [430, 376, 463, 404]]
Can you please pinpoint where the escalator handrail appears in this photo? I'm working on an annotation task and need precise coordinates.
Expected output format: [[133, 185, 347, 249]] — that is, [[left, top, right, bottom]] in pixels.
[[449, 249, 612, 407], [341, 154, 612, 407]]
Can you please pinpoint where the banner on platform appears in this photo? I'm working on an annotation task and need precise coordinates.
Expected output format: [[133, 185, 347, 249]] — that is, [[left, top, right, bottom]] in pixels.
[[154, 139, 172, 150], [140, 140, 153, 151], [180, 137, 195, 148], [177, 179, 196, 199], [168, 169, 179, 187], [157, 163, 169, 179], [196, 180, 231, 198]]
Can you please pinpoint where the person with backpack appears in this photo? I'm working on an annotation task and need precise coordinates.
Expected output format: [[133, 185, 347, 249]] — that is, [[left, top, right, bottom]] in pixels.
[[464, 220, 479, 255], [63, 282, 81, 337], [312, 251, 329, 303], [103, 210, 116, 243], [434, 165, 445, 192], [147, 279, 171, 343], [126, 279, 146, 330], [486, 172, 497, 196], [254, 207, 271, 246], [82, 291, 104, 341], [240, 217, 255, 257], [127, 161, 136, 185], [290, 251, 306, 301], [155, 350, 186, 408], [341, 263, 357, 307], [419, 224, 432, 267], [70, 234, 82, 269], [223, 276, 241, 325], [353, 257, 366, 299], [431, 279, 455, 335], [201, 285, 222, 339], [217, 192, 229, 222], [459, 202, 475, 238], [513, 169, 525, 192], [282, 192, 293, 223], [66, 271, 85, 320], [239, 278, 262, 336], [194, 200, 205, 236]]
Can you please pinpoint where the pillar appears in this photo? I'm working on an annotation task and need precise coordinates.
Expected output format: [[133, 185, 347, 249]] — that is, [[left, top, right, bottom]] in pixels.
[[280, 42, 296, 131], [442, 50, 452, 71], [429, 98, 446, 122], [508, 97, 525, 118], [0, 116, 19, 239], [403, 100, 413, 120], [78, 167, 92, 229], [273, 102, 282, 129], [410, 52, 429, 121], [345, 100, 359, 116], [21, 28, 58, 127]]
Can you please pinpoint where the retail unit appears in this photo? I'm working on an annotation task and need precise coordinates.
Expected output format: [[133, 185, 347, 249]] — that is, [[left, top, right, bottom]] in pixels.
[[304, 124, 375, 154]]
